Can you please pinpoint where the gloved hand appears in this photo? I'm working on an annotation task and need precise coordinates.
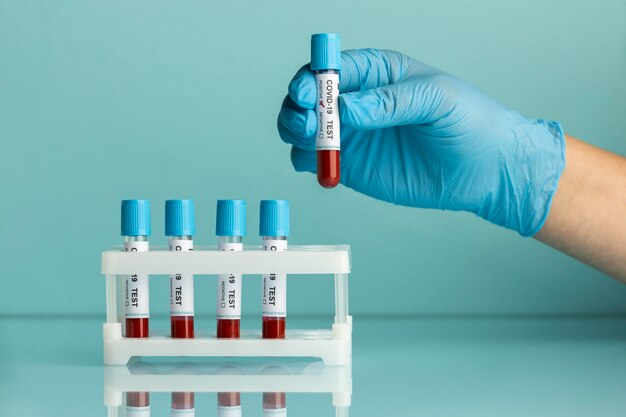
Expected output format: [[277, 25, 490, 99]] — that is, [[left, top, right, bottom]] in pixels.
[[277, 48, 565, 236]]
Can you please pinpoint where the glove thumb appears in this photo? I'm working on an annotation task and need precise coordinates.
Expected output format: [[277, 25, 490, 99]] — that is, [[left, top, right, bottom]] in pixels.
[[339, 79, 446, 130]]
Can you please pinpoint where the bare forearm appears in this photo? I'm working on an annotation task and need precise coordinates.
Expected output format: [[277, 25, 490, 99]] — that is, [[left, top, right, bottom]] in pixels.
[[536, 135, 626, 282]]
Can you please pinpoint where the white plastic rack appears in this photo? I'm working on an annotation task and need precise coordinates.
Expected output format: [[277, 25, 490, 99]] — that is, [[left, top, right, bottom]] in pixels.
[[104, 359, 352, 416], [101, 245, 352, 365]]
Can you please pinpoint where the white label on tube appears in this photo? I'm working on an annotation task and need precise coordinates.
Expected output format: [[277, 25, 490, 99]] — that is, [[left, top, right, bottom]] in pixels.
[[126, 406, 150, 417], [315, 72, 340, 151], [171, 408, 195, 417], [124, 241, 150, 319], [262, 239, 287, 317], [216, 242, 243, 319], [263, 408, 287, 417], [217, 406, 242, 417], [169, 239, 194, 316]]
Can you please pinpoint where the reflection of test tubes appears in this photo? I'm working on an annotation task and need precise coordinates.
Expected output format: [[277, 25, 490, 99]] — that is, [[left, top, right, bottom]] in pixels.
[[217, 392, 241, 417], [121, 199, 151, 338], [166, 200, 196, 339], [260, 200, 290, 339], [171, 391, 194, 417], [261, 365, 288, 417], [263, 392, 287, 417], [311, 33, 342, 189], [171, 363, 195, 417], [126, 391, 150, 417], [216, 365, 242, 417], [216, 200, 246, 339]]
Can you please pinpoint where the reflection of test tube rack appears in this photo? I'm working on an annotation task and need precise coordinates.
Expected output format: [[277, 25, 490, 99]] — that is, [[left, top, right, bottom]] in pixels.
[[104, 360, 352, 417], [101, 245, 352, 365]]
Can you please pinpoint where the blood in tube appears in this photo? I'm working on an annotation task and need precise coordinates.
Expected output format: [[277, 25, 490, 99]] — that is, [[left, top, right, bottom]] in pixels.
[[126, 391, 150, 417], [260, 200, 290, 339], [317, 149, 340, 188], [166, 199, 196, 339], [215, 200, 246, 339], [311, 33, 342, 188], [121, 199, 151, 338]]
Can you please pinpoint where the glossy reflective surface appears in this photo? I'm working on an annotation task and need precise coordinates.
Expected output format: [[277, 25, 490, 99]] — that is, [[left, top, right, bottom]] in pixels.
[[2, 316, 626, 416]]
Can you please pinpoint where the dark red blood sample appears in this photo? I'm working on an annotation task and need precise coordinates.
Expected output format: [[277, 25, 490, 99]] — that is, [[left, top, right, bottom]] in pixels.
[[126, 317, 149, 338], [317, 150, 340, 188], [172, 392, 194, 410], [127, 391, 149, 407], [217, 319, 240, 338], [171, 316, 194, 339], [263, 392, 286, 409], [218, 392, 241, 407], [262, 317, 285, 339]]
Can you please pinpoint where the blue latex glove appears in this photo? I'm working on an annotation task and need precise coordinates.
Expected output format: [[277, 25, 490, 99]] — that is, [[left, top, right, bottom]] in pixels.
[[277, 48, 565, 236]]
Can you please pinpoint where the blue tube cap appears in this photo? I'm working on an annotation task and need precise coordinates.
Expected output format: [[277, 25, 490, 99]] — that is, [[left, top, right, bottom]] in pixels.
[[121, 199, 151, 236], [259, 200, 290, 237], [216, 200, 246, 236], [165, 199, 195, 236], [311, 33, 341, 71]]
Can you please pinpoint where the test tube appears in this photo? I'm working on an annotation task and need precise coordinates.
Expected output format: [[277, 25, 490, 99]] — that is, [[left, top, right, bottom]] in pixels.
[[166, 199, 196, 339], [311, 33, 342, 188], [121, 199, 151, 338], [260, 200, 290, 339], [215, 200, 246, 339]]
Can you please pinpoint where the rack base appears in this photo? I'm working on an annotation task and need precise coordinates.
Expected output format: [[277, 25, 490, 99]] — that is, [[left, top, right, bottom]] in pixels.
[[103, 318, 352, 366]]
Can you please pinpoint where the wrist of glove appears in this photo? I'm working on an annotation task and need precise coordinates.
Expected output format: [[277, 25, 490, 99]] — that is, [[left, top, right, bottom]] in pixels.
[[476, 118, 565, 236]]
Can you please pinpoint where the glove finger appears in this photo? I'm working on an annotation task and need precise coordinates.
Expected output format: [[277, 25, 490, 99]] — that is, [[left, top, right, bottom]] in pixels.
[[288, 65, 317, 109], [340, 49, 426, 93], [278, 96, 317, 150], [290, 146, 316, 173], [287, 49, 420, 109], [340, 77, 452, 130]]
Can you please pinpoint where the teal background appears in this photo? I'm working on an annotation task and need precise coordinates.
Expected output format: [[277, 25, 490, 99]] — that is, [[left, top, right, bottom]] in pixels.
[[1, 0, 625, 318]]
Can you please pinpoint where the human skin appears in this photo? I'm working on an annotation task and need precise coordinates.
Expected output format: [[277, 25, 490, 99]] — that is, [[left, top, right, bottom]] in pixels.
[[536, 135, 626, 282]]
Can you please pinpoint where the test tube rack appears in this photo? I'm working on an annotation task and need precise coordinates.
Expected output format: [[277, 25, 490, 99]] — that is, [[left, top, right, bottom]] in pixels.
[[104, 359, 352, 414], [101, 245, 351, 365]]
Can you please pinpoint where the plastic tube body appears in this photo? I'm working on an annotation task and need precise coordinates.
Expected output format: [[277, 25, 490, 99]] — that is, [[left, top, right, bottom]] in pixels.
[[169, 235, 195, 338], [124, 235, 149, 338], [216, 235, 243, 338], [315, 69, 341, 188], [262, 236, 287, 339]]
